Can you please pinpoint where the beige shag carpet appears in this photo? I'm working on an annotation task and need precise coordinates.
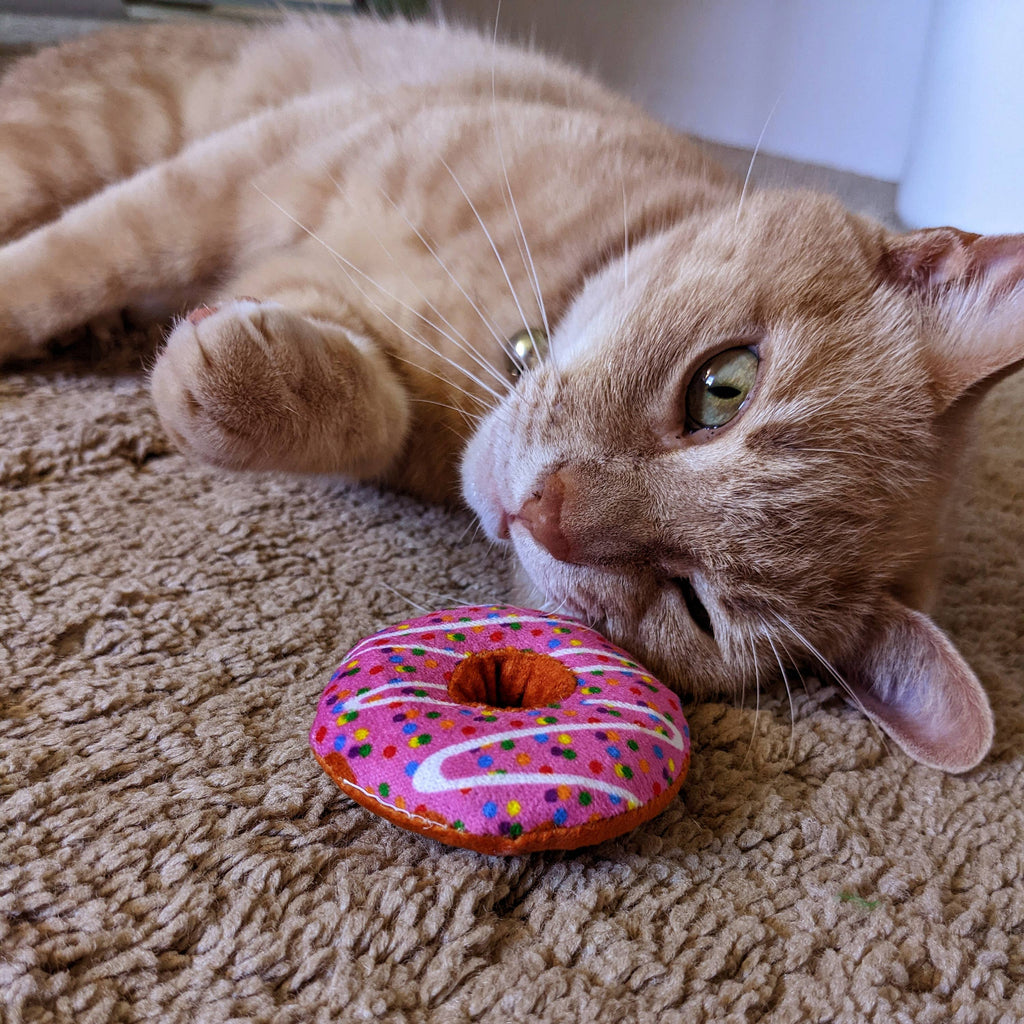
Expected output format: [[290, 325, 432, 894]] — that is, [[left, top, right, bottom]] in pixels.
[[1, 318, 1023, 1024]]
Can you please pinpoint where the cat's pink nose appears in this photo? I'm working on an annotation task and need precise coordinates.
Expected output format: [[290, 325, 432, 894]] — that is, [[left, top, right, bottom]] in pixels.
[[186, 304, 218, 325], [514, 470, 573, 562]]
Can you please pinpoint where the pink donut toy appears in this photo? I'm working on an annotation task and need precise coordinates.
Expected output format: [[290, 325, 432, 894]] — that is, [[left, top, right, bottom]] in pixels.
[[310, 605, 690, 854]]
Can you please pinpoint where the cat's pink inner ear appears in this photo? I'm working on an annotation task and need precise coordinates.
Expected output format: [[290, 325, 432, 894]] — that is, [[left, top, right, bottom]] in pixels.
[[839, 599, 994, 773], [882, 227, 1024, 408]]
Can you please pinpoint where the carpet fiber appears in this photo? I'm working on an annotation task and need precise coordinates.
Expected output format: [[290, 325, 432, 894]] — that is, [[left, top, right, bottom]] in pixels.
[[2, 316, 1023, 1022]]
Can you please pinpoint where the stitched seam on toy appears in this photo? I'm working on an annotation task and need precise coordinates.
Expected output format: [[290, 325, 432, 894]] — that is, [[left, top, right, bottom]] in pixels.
[[339, 773, 647, 837], [338, 768, 686, 837], [339, 776, 457, 833]]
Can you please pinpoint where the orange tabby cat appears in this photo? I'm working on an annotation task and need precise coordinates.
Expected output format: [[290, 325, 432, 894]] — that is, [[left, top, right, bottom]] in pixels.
[[0, 17, 1019, 771]]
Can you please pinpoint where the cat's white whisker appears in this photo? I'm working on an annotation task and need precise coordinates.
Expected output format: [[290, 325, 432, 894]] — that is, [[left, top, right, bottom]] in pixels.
[[454, 515, 481, 547], [321, 165, 511, 390], [771, 611, 890, 753], [737, 635, 749, 715], [379, 580, 431, 614], [256, 189, 516, 417], [252, 184, 509, 405], [735, 91, 783, 224], [742, 630, 763, 768], [389, 353, 492, 410], [764, 628, 796, 761], [363, 301, 504, 405], [369, 181, 523, 368], [440, 420, 474, 446], [732, 681, 746, 714], [409, 397, 481, 433], [438, 156, 536, 370], [410, 396, 482, 420], [772, 628, 809, 699], [621, 175, 630, 291], [490, 6, 551, 348]]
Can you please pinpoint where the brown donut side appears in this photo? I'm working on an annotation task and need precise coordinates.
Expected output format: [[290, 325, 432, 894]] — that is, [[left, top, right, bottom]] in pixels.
[[314, 746, 690, 855]]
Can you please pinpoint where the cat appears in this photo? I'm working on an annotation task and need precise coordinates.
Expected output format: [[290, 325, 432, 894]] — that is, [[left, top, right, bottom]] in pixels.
[[0, 15, 1020, 773]]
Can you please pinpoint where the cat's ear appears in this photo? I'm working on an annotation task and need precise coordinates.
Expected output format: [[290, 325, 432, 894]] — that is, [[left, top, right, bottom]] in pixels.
[[838, 596, 993, 773], [882, 227, 1024, 409]]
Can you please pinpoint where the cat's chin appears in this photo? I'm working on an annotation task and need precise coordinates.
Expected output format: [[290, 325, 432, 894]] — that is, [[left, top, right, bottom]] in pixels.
[[460, 416, 512, 542], [505, 525, 619, 622], [507, 555, 556, 611]]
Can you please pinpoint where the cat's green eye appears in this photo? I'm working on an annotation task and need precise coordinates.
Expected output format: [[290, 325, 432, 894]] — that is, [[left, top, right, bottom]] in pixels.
[[685, 347, 759, 430], [508, 327, 549, 378]]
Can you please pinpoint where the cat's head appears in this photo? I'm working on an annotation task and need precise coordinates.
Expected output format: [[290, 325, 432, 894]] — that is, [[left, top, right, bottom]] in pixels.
[[462, 190, 1024, 773]]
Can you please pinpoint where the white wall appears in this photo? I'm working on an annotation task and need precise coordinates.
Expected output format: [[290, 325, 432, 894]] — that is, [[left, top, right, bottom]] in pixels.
[[898, 0, 1024, 233], [442, 0, 933, 183]]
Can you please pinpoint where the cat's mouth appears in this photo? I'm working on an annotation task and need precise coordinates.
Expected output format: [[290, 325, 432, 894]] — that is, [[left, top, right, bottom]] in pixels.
[[507, 509, 719, 642], [669, 577, 716, 638], [496, 510, 511, 540]]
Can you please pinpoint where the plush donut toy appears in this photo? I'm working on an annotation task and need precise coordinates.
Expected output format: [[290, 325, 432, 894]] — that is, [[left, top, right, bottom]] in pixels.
[[310, 605, 690, 854]]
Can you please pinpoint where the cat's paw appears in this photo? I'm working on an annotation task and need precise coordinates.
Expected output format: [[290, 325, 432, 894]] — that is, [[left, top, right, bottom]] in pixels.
[[151, 299, 333, 471], [150, 298, 409, 475]]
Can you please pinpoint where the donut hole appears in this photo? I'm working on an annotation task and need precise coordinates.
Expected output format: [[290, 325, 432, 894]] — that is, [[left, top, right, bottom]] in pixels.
[[447, 649, 577, 709]]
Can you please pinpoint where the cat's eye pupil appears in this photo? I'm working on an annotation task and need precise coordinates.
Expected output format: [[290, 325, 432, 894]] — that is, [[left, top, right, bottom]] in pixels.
[[508, 327, 549, 379], [685, 347, 759, 431]]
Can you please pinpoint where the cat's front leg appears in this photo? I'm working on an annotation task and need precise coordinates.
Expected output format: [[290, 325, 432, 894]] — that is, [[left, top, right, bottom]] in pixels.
[[0, 93, 336, 365], [0, 222, 200, 364], [0, 22, 250, 245], [150, 297, 411, 479]]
